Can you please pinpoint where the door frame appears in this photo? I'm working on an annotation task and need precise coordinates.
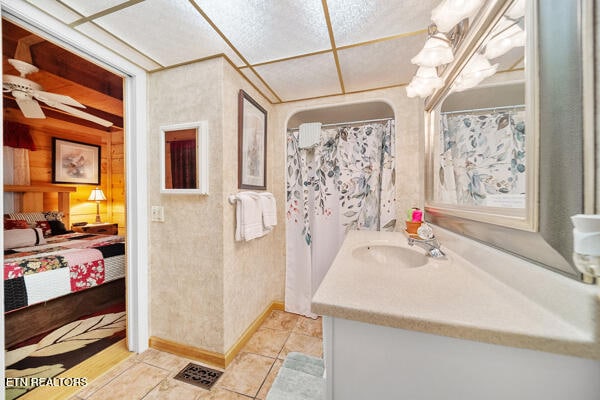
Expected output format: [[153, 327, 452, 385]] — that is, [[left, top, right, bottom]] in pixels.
[[0, 0, 149, 365]]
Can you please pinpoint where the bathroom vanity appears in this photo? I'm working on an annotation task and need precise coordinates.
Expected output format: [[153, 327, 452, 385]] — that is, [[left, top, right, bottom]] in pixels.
[[312, 230, 600, 400]]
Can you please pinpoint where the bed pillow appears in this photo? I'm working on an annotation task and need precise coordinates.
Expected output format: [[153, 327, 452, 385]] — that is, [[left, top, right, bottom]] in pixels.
[[4, 212, 47, 227], [4, 228, 47, 250], [4, 219, 29, 230], [48, 220, 69, 235], [35, 221, 53, 237]]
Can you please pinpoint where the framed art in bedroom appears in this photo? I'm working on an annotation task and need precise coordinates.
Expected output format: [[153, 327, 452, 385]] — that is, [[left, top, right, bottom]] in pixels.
[[52, 138, 101, 185], [238, 89, 267, 190]]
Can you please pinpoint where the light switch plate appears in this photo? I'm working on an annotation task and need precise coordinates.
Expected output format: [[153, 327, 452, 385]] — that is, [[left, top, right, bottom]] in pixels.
[[151, 206, 164, 222]]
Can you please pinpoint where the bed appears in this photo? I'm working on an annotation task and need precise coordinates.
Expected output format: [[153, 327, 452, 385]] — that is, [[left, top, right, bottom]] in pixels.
[[3, 186, 126, 348]]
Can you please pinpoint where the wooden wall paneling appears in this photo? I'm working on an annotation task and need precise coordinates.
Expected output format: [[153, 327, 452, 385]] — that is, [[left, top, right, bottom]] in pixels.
[[3, 112, 124, 228]]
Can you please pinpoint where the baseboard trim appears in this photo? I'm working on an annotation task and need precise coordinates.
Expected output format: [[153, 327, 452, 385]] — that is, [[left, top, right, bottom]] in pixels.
[[149, 336, 226, 368], [149, 301, 285, 368]]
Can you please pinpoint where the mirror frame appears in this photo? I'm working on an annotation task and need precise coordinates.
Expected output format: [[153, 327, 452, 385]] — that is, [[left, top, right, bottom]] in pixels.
[[423, 0, 595, 280], [159, 121, 209, 194]]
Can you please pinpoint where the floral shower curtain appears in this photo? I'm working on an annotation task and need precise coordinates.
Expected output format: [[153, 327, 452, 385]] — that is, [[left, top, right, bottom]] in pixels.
[[436, 109, 526, 208], [285, 121, 396, 317]]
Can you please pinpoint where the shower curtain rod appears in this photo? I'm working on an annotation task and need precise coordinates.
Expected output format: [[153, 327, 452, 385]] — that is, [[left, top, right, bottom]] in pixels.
[[441, 104, 525, 115], [287, 117, 393, 131]]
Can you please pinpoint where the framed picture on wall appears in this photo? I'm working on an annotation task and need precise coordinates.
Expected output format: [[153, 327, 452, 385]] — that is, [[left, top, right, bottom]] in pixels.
[[238, 90, 267, 190], [52, 138, 101, 185]]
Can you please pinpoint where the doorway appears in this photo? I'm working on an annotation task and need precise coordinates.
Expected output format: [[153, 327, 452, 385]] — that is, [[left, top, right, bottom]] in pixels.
[[1, 4, 149, 397]]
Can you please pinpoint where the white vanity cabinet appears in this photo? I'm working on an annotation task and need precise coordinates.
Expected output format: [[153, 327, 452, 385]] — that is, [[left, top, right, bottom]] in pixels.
[[312, 231, 600, 400], [323, 316, 600, 400]]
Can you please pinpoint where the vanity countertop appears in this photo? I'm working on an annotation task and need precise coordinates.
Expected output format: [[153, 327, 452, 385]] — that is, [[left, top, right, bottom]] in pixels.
[[312, 230, 600, 360]]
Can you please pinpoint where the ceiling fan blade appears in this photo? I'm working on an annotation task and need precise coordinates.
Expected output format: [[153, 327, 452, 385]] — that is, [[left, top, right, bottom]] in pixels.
[[32, 90, 84, 108], [41, 100, 113, 127], [12, 91, 45, 119]]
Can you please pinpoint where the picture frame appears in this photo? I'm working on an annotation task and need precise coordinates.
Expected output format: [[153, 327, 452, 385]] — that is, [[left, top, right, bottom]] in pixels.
[[52, 138, 101, 185], [238, 89, 267, 190]]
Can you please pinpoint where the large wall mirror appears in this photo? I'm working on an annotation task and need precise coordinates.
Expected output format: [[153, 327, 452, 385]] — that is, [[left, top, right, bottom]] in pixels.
[[160, 121, 209, 194], [424, 0, 595, 281]]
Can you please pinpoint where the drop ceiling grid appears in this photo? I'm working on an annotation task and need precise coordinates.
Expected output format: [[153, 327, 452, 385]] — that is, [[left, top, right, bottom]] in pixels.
[[75, 22, 163, 71], [238, 68, 279, 104], [196, 0, 331, 66], [90, 0, 244, 67], [338, 33, 426, 93], [59, 0, 131, 17], [24, 0, 82, 24], [327, 0, 438, 46], [254, 52, 341, 102], [16, 0, 443, 105]]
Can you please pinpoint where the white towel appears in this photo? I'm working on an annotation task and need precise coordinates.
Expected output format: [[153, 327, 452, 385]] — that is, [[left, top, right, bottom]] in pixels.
[[259, 192, 277, 230], [235, 192, 264, 241]]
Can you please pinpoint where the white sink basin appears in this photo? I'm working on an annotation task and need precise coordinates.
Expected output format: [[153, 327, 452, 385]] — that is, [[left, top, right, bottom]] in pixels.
[[352, 244, 428, 268]]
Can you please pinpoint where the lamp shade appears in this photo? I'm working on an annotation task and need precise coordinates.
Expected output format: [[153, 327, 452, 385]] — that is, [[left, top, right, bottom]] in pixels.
[[432, 0, 486, 32], [410, 32, 454, 67], [506, 0, 526, 19], [484, 17, 526, 59], [88, 187, 107, 201], [452, 53, 498, 92], [406, 66, 445, 98]]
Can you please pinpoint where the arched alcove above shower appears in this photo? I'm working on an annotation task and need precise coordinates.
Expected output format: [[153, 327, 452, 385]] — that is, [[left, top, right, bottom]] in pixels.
[[286, 101, 394, 130], [284, 100, 398, 317]]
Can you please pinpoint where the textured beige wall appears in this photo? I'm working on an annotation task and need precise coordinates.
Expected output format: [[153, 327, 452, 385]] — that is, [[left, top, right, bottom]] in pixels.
[[148, 59, 225, 353], [148, 58, 286, 354], [273, 88, 424, 229], [221, 63, 285, 351]]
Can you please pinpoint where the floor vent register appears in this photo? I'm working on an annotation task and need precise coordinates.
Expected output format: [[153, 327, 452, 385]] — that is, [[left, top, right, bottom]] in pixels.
[[174, 362, 223, 390]]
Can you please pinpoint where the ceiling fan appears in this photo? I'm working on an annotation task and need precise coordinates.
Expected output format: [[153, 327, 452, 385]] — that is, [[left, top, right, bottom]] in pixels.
[[2, 58, 113, 128]]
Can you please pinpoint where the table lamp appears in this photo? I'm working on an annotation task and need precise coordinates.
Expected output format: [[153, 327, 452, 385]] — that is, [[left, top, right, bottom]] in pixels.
[[88, 187, 106, 223]]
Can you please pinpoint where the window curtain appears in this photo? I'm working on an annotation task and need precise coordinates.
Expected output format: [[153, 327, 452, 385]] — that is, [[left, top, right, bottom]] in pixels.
[[285, 121, 396, 317], [170, 140, 197, 189], [3, 121, 34, 213]]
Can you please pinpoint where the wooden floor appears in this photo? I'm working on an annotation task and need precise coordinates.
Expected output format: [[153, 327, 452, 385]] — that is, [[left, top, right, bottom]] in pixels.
[[19, 339, 132, 400]]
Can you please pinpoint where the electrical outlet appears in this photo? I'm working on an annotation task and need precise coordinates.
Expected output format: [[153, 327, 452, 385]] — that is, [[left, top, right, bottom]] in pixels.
[[151, 206, 164, 222]]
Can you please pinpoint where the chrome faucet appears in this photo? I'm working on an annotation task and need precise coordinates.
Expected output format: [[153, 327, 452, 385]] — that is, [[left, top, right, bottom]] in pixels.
[[407, 236, 446, 258]]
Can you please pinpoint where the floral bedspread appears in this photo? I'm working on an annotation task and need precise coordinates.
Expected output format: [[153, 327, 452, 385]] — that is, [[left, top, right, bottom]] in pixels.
[[4, 233, 124, 312]]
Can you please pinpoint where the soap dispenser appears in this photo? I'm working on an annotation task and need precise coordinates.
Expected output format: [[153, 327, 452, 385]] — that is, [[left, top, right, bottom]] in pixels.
[[571, 214, 600, 284]]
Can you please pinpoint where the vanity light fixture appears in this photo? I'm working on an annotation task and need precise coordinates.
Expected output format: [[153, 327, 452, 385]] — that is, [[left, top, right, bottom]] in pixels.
[[410, 26, 454, 68], [451, 53, 498, 92], [506, 0, 526, 19], [406, 67, 444, 98], [484, 16, 526, 60], [431, 0, 486, 32]]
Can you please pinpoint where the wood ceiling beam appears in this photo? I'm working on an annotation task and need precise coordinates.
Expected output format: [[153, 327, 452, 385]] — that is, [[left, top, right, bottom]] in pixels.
[[3, 96, 123, 132], [3, 19, 123, 101], [30, 42, 123, 100]]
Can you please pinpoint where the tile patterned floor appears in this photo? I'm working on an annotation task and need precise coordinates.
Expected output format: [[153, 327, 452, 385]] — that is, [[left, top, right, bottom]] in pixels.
[[69, 311, 323, 400]]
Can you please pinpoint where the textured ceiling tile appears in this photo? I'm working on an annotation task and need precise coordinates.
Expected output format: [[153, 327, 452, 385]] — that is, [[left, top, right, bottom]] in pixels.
[[25, 0, 82, 24], [92, 0, 244, 67], [76, 23, 162, 70], [60, 0, 130, 16], [197, 0, 330, 65], [254, 53, 340, 102], [328, 0, 437, 46], [239, 68, 279, 103], [339, 33, 427, 92]]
